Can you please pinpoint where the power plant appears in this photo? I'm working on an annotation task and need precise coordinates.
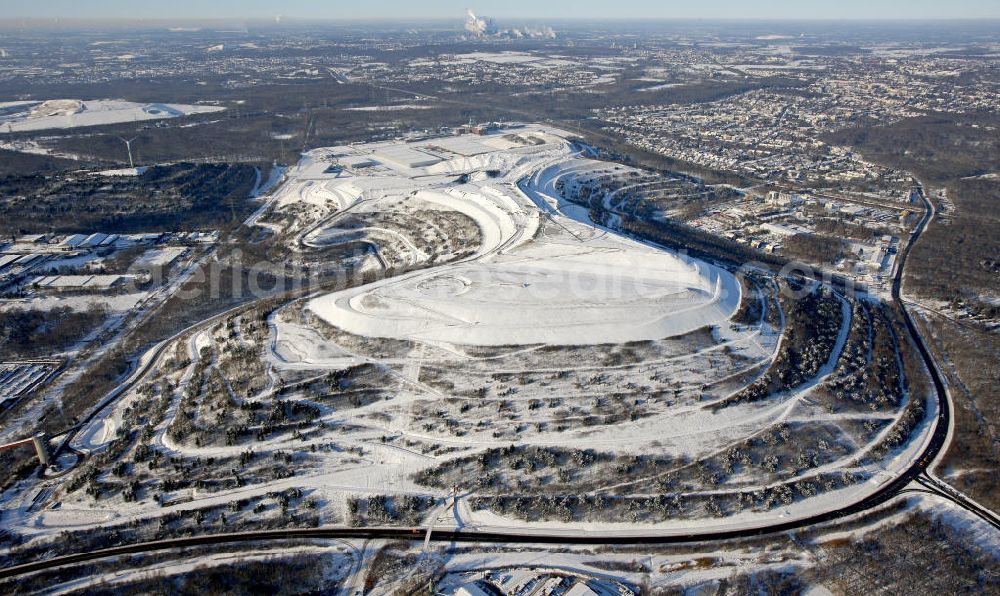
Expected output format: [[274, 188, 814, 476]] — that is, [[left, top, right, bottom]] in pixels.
[[464, 9, 555, 39]]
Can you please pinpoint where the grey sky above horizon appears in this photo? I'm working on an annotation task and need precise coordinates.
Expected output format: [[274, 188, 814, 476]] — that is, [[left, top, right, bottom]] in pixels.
[[4, 0, 1000, 21]]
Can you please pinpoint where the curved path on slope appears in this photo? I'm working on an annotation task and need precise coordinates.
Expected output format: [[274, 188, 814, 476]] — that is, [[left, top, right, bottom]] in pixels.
[[308, 161, 739, 347]]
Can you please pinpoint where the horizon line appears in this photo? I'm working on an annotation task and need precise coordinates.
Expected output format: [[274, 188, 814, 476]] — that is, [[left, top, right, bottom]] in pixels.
[[3, 16, 1000, 23]]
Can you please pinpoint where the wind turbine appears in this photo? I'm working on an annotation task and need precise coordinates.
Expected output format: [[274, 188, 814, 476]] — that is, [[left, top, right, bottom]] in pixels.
[[118, 137, 137, 168]]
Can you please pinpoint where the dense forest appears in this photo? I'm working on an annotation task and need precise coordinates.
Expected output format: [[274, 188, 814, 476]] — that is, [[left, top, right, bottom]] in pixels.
[[0, 162, 259, 236], [0, 148, 79, 177], [0, 306, 106, 360], [783, 233, 848, 266]]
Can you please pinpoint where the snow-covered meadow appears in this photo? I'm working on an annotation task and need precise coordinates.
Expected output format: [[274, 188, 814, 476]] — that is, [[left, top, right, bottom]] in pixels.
[[0, 99, 224, 133], [0, 125, 938, 552]]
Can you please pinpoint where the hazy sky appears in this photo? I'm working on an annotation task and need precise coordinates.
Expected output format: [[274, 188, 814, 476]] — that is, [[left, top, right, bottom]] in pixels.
[[4, 0, 1000, 21]]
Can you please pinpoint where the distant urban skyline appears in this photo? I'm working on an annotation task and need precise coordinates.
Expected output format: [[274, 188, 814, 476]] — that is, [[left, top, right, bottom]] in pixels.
[[4, 0, 1000, 21]]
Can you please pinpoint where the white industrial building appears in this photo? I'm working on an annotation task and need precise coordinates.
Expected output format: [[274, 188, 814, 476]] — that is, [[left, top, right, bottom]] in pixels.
[[31, 274, 137, 292], [372, 145, 443, 169]]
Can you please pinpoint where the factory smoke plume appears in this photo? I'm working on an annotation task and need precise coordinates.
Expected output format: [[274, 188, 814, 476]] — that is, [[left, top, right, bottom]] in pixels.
[[464, 9, 556, 39]]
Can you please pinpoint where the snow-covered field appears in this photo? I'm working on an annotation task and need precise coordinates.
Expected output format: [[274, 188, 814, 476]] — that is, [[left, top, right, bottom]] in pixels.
[[0, 125, 938, 550], [265, 127, 740, 348], [0, 99, 224, 133], [306, 160, 738, 345], [343, 104, 434, 112], [312, 246, 735, 346]]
